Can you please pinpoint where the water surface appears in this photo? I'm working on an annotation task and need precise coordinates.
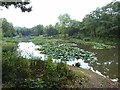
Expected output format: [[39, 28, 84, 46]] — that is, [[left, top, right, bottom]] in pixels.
[[17, 42, 118, 81], [78, 44, 118, 81]]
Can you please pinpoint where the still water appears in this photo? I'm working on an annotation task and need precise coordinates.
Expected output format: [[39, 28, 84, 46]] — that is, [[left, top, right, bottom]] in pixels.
[[78, 44, 118, 81], [17, 42, 118, 82], [17, 42, 90, 69]]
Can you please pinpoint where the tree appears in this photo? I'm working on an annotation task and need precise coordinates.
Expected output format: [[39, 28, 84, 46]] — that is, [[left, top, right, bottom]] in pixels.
[[81, 1, 119, 39], [45, 25, 58, 36], [68, 19, 80, 36], [31, 25, 44, 36], [58, 14, 71, 38], [82, 14, 96, 37], [2, 18, 15, 37], [15, 27, 31, 36], [0, 0, 32, 12]]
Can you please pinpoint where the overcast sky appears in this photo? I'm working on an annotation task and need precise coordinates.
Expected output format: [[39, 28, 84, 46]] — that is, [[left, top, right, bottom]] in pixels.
[[0, 0, 117, 28]]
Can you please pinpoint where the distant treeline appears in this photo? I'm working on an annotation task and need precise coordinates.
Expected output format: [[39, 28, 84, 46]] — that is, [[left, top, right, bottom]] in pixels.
[[1, 1, 119, 39]]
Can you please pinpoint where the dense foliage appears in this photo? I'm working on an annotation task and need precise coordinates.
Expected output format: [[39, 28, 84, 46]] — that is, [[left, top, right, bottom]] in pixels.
[[0, 0, 32, 12], [81, 1, 119, 39], [15, 27, 31, 36], [40, 40, 96, 62], [2, 43, 87, 89], [1, 1, 119, 42], [1, 1, 119, 89], [2, 18, 16, 37], [45, 25, 58, 36]]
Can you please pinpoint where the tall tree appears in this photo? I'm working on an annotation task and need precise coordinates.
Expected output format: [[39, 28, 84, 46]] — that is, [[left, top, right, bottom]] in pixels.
[[58, 14, 71, 38], [2, 18, 15, 37], [31, 25, 44, 36], [68, 19, 80, 36], [81, 1, 119, 39], [45, 25, 58, 36]]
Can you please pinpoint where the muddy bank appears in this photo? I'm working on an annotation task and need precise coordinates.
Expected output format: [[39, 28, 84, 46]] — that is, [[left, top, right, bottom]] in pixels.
[[68, 65, 119, 88]]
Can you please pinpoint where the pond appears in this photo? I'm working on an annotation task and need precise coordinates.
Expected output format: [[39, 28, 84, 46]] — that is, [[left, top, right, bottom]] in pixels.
[[17, 42, 91, 68], [17, 42, 118, 82], [78, 44, 118, 81]]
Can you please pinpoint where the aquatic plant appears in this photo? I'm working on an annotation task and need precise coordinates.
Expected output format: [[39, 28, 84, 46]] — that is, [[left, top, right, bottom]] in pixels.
[[92, 43, 115, 49], [40, 41, 96, 62]]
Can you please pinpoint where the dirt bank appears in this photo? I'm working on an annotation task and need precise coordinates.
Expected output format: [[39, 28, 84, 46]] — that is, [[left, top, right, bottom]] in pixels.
[[68, 65, 119, 88]]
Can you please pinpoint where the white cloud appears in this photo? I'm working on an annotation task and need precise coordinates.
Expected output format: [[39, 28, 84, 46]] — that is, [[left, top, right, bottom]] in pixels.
[[0, 0, 115, 28]]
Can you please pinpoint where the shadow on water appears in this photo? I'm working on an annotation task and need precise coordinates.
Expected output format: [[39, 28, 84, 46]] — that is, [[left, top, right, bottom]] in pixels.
[[78, 44, 118, 79]]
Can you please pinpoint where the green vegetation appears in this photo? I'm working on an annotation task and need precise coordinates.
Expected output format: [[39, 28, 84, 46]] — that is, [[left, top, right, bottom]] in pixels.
[[92, 43, 115, 49], [2, 1, 117, 45], [1, 1, 119, 89], [32, 36, 115, 50], [31, 36, 96, 62], [2, 42, 87, 89], [2, 18, 16, 37], [69, 38, 115, 49]]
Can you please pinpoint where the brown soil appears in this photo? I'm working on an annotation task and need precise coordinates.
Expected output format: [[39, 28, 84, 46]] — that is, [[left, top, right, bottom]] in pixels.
[[67, 65, 119, 88]]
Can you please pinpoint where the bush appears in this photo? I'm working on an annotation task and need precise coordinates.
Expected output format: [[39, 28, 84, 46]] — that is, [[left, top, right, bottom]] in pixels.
[[2, 44, 31, 87], [2, 44, 78, 89], [17, 78, 44, 88]]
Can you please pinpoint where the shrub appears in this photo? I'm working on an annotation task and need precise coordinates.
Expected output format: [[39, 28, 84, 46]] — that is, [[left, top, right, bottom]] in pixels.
[[17, 78, 44, 88], [2, 44, 31, 87]]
